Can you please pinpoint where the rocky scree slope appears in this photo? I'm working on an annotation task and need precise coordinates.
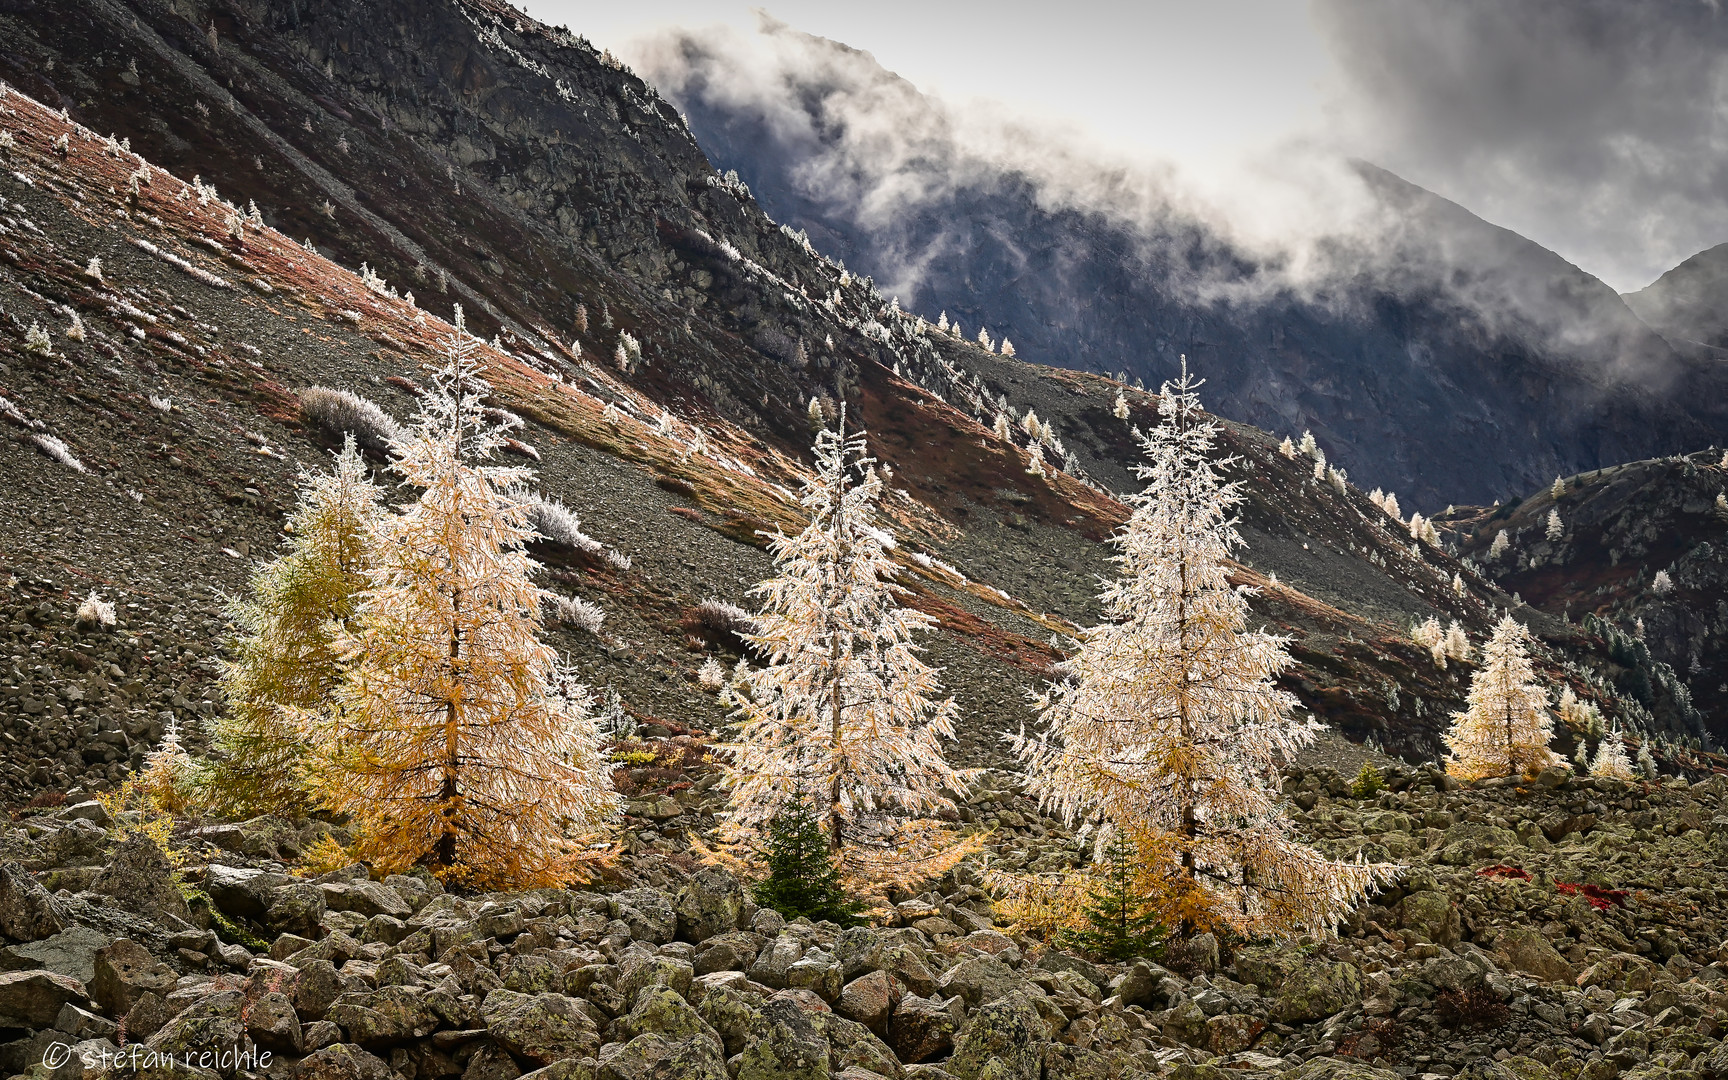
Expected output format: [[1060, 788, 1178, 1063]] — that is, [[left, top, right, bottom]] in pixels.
[[6, 757, 1728, 1080], [650, 20, 1721, 509]]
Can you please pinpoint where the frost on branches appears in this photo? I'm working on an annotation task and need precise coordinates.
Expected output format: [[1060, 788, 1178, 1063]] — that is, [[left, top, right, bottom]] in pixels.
[[1013, 364, 1397, 938], [721, 408, 971, 885], [211, 436, 382, 818], [1444, 614, 1558, 781], [1590, 727, 1635, 781], [321, 332, 617, 888]]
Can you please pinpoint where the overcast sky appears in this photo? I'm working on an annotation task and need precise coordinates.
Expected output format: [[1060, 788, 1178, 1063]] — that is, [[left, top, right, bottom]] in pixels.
[[520, 0, 1728, 293]]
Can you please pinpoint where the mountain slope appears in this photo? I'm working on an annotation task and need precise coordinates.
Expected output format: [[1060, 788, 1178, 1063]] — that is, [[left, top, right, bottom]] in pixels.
[[1624, 243, 1728, 356], [0, 1, 1716, 812], [646, 19, 1720, 510]]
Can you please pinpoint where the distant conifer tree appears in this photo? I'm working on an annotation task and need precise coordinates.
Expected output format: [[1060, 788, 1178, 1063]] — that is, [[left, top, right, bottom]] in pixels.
[[1551, 476, 1565, 499], [1116, 394, 1133, 421], [1444, 615, 1556, 781], [1589, 726, 1634, 780], [1489, 530, 1510, 559], [1546, 509, 1563, 541]]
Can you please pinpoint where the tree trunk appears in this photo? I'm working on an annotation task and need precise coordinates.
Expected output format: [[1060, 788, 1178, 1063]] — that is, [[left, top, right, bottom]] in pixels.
[[435, 593, 461, 869]]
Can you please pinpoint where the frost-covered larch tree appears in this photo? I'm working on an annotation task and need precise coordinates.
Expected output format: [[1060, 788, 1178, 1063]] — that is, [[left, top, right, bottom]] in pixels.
[[1590, 726, 1634, 781], [320, 331, 617, 887], [723, 407, 967, 869], [1014, 362, 1397, 938], [209, 436, 382, 817], [1546, 509, 1563, 541], [1443, 614, 1556, 781]]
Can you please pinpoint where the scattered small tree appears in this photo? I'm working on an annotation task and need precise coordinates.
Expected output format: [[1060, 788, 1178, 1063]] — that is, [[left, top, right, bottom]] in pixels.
[[318, 332, 617, 888], [1652, 569, 1674, 595], [208, 436, 383, 818], [1443, 615, 1556, 781], [722, 407, 969, 877], [1014, 362, 1397, 938], [1589, 727, 1634, 781], [1546, 509, 1563, 541], [1350, 762, 1386, 799], [752, 794, 866, 926], [1060, 830, 1166, 961], [1489, 530, 1510, 559], [1551, 476, 1565, 499]]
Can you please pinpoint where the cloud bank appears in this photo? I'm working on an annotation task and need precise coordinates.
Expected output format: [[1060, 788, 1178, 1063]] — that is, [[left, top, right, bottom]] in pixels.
[[1314, 0, 1728, 293]]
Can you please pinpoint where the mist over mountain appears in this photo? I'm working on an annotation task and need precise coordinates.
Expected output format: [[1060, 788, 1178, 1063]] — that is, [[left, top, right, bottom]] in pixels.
[[637, 18, 1726, 510]]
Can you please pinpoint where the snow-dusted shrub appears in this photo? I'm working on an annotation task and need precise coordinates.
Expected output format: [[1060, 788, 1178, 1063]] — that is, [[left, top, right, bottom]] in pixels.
[[24, 322, 52, 355], [32, 433, 85, 472], [550, 594, 605, 635], [299, 386, 402, 457], [697, 657, 727, 691], [148, 394, 173, 413], [65, 313, 85, 341], [75, 590, 116, 630], [691, 598, 758, 643], [1652, 569, 1674, 595]]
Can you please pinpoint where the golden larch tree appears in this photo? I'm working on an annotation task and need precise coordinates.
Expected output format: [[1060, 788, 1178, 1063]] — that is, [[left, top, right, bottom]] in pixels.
[[1014, 361, 1397, 939], [722, 407, 969, 878], [209, 436, 382, 817], [1444, 614, 1557, 780], [320, 332, 617, 888]]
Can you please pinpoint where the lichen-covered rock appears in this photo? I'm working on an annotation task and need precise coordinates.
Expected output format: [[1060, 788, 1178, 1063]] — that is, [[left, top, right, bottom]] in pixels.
[[836, 970, 902, 1031], [480, 989, 601, 1065], [946, 991, 1047, 1080], [616, 956, 693, 1003], [1495, 926, 1575, 983], [0, 860, 67, 941], [90, 938, 177, 1015], [609, 986, 721, 1050], [1206, 1013, 1264, 1054], [1273, 961, 1362, 1023], [1398, 890, 1462, 948], [294, 959, 345, 1022], [734, 996, 831, 1080], [673, 869, 744, 944], [784, 952, 843, 1002], [609, 889, 675, 946], [936, 954, 1026, 1009], [327, 985, 442, 1047], [693, 983, 762, 1057], [504, 955, 560, 994], [90, 835, 190, 924], [888, 993, 962, 1064], [246, 991, 303, 1054], [693, 933, 758, 976], [0, 968, 90, 1027], [595, 1033, 726, 1080], [147, 990, 246, 1061], [293, 1042, 397, 1080], [748, 932, 806, 989], [265, 883, 327, 937]]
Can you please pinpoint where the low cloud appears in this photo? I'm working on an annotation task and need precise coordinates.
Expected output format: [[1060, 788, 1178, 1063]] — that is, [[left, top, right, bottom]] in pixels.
[[629, 11, 1676, 375]]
